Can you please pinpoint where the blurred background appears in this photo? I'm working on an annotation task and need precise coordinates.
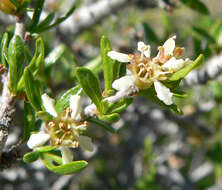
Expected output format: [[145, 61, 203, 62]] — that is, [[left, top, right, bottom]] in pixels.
[[1, 0, 222, 189]]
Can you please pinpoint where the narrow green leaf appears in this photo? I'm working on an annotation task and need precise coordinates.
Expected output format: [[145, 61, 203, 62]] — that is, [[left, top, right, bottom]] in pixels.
[[168, 54, 204, 81], [101, 36, 120, 96], [98, 113, 120, 123], [107, 98, 133, 113], [23, 102, 35, 141], [55, 85, 81, 114], [36, 145, 57, 153], [1, 33, 9, 67], [36, 111, 53, 121], [17, 37, 44, 92], [142, 22, 158, 44], [40, 152, 88, 175], [37, 12, 55, 29], [24, 67, 42, 111], [23, 151, 39, 163], [191, 26, 216, 44], [179, 0, 209, 15], [8, 35, 25, 93], [35, 5, 76, 32], [42, 152, 62, 165], [87, 117, 116, 133], [75, 67, 103, 113], [28, 0, 45, 31], [139, 88, 183, 115]]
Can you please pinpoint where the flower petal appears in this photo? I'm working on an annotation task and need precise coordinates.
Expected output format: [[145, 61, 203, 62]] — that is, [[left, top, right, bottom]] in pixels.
[[27, 132, 50, 149], [78, 136, 93, 152], [163, 35, 176, 56], [112, 75, 137, 91], [41, 93, 58, 117], [61, 146, 74, 164], [162, 57, 185, 72], [154, 81, 173, 105], [137, 41, 151, 58], [107, 51, 131, 62], [70, 95, 82, 120]]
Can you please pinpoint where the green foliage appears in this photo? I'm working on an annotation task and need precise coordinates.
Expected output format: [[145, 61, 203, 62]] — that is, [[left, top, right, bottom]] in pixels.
[[8, 35, 25, 93], [0, 33, 9, 66], [179, 0, 209, 15]]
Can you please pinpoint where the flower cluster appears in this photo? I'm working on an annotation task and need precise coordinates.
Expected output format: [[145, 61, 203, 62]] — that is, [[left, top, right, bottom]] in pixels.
[[108, 36, 188, 105], [27, 94, 93, 164]]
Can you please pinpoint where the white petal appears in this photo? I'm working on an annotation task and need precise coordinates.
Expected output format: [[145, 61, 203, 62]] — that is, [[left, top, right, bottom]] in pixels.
[[112, 75, 137, 91], [78, 136, 93, 152], [163, 35, 176, 56], [154, 81, 173, 105], [61, 146, 74, 164], [70, 95, 82, 120], [27, 132, 50, 149], [41, 94, 58, 117], [162, 57, 185, 72], [107, 51, 131, 63], [137, 41, 151, 58]]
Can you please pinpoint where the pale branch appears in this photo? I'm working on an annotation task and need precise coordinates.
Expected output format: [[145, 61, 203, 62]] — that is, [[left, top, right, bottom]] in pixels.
[[59, 0, 130, 36], [184, 55, 222, 86], [14, 14, 26, 39]]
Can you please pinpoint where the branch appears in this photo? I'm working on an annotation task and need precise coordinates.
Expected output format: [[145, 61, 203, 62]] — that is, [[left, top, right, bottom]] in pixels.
[[184, 55, 222, 86], [14, 14, 26, 39]]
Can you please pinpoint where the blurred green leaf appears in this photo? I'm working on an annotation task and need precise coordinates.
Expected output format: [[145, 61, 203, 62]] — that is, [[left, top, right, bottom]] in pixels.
[[107, 98, 133, 113], [36, 111, 53, 121], [44, 44, 66, 67], [101, 35, 120, 96], [36, 145, 57, 153], [37, 12, 55, 29], [98, 113, 120, 123], [9, 0, 19, 8], [55, 85, 82, 114], [8, 35, 25, 93], [168, 54, 204, 81], [212, 21, 222, 46], [142, 22, 158, 44], [75, 67, 103, 113], [24, 67, 42, 111], [87, 117, 116, 133], [84, 56, 103, 74], [179, 0, 209, 15], [1, 33, 9, 67], [23, 102, 35, 141], [40, 152, 88, 175], [191, 26, 216, 44], [23, 151, 39, 163]]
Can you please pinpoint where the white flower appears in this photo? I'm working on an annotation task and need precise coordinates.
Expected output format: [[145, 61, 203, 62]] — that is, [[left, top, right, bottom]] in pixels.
[[154, 81, 173, 105], [137, 41, 151, 58], [27, 94, 93, 164], [163, 35, 176, 56], [107, 51, 131, 62], [162, 57, 185, 72], [27, 132, 50, 149], [41, 94, 58, 117], [112, 75, 137, 91]]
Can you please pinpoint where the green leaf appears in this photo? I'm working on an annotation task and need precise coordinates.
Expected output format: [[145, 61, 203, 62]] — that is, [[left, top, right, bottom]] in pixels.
[[17, 37, 44, 92], [107, 98, 133, 113], [168, 54, 204, 81], [28, 0, 45, 31], [9, 0, 19, 8], [87, 117, 116, 133], [139, 88, 183, 115], [98, 113, 120, 123], [212, 21, 222, 46], [8, 35, 25, 93], [36, 111, 53, 121], [35, 5, 76, 32], [23, 102, 35, 141], [55, 85, 82, 114], [42, 152, 62, 165], [142, 22, 159, 44], [179, 0, 209, 15], [101, 36, 120, 96], [23, 151, 39, 163], [191, 26, 216, 44], [44, 45, 66, 67], [75, 67, 103, 113], [24, 67, 42, 111], [36, 145, 57, 153], [37, 12, 55, 29], [40, 152, 88, 175], [0, 33, 9, 67]]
